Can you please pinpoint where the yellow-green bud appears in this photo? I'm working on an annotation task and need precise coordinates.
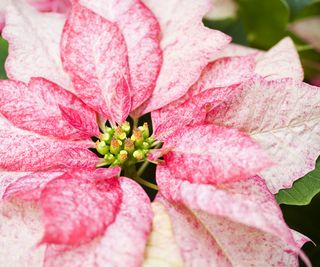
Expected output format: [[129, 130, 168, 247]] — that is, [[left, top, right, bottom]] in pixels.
[[110, 138, 122, 154], [100, 132, 112, 144], [105, 127, 114, 133], [138, 122, 150, 138], [118, 150, 128, 164], [124, 138, 135, 153], [121, 121, 130, 134], [96, 141, 109, 155], [131, 129, 144, 147], [95, 120, 161, 169], [114, 127, 126, 140], [133, 149, 145, 161], [104, 153, 115, 165], [141, 141, 150, 149], [146, 137, 155, 145]]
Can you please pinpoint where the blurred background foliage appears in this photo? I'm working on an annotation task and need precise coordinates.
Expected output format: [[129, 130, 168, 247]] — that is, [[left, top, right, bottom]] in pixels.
[[0, 0, 319, 265]]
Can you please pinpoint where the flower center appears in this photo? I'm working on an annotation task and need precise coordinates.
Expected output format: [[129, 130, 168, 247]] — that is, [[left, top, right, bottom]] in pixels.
[[92, 117, 162, 197], [95, 121, 161, 167]]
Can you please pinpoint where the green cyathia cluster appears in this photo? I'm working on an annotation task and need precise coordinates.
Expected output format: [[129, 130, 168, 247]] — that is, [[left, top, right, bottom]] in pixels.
[[96, 122, 155, 167]]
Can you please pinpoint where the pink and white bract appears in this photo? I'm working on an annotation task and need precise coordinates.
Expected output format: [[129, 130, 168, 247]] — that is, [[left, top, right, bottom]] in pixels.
[[0, 0, 70, 31], [0, 0, 319, 266]]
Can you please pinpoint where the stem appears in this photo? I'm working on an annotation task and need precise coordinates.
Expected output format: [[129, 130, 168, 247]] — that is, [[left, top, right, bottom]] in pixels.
[[96, 162, 109, 168], [123, 164, 137, 178], [153, 143, 162, 149], [137, 142, 162, 177], [296, 44, 313, 52], [151, 140, 162, 147], [124, 163, 158, 191], [133, 117, 139, 129], [137, 160, 150, 177], [133, 176, 159, 191]]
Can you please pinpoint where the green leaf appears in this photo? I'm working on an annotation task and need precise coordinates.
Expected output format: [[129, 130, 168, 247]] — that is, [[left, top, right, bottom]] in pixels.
[[299, 48, 320, 81], [276, 158, 320, 205], [285, 0, 314, 18], [295, 0, 320, 19], [203, 17, 248, 46], [237, 0, 290, 50], [0, 36, 8, 80]]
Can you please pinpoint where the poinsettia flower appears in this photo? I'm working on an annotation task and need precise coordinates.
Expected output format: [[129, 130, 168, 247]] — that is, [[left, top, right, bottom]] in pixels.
[[0, 0, 316, 266], [218, 37, 304, 81], [0, 0, 70, 31], [147, 37, 318, 265], [208, 37, 320, 193], [154, 36, 320, 193], [152, 172, 310, 266]]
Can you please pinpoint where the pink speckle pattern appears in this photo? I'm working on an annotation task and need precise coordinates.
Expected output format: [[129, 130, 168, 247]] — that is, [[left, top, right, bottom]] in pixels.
[[219, 37, 303, 81], [2, 1, 73, 91], [44, 178, 152, 267], [2, 168, 121, 202], [61, 3, 131, 124], [80, 0, 163, 112], [189, 55, 256, 94], [0, 0, 70, 31], [206, 77, 320, 193], [0, 171, 30, 198], [157, 167, 295, 245], [139, 0, 231, 113], [27, 0, 70, 13], [156, 174, 307, 266], [194, 211, 301, 266], [40, 172, 122, 245], [56, 148, 99, 169], [152, 55, 255, 140], [0, 1, 314, 265], [152, 84, 238, 141], [3, 170, 65, 201], [162, 124, 271, 184], [157, 195, 232, 267], [0, 200, 45, 267], [0, 78, 98, 140], [255, 37, 304, 81], [0, 116, 93, 172]]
